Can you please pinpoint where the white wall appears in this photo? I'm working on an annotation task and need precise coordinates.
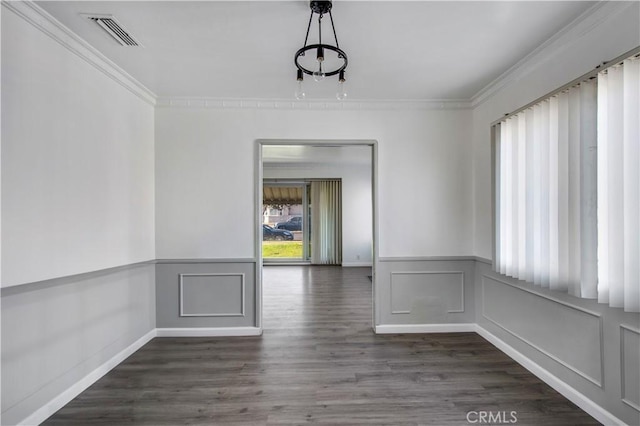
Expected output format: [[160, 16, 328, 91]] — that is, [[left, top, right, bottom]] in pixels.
[[472, 1, 640, 259], [471, 3, 640, 424], [1, 4, 157, 424], [1, 4, 156, 287], [155, 107, 473, 259], [264, 153, 373, 266]]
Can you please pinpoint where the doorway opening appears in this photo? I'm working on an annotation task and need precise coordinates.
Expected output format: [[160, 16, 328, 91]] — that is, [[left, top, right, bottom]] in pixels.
[[255, 140, 378, 330]]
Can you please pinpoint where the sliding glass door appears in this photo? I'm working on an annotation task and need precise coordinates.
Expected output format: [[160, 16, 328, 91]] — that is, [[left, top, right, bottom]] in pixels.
[[262, 182, 310, 262]]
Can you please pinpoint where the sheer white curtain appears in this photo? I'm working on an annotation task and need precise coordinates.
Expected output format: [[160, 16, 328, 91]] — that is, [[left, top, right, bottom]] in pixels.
[[311, 180, 342, 265], [597, 56, 640, 312], [496, 54, 640, 313], [495, 80, 598, 299]]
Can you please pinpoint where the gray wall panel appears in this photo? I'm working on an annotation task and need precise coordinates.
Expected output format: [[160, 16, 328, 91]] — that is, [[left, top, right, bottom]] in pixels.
[[1, 263, 156, 425], [482, 275, 603, 386], [377, 259, 475, 325], [180, 273, 245, 317], [156, 261, 256, 328], [475, 261, 640, 426]]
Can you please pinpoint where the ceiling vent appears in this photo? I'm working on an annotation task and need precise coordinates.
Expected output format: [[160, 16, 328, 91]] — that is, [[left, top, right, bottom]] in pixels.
[[83, 14, 140, 46]]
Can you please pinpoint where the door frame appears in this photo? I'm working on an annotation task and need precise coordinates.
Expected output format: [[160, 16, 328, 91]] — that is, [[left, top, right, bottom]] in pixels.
[[255, 139, 379, 330]]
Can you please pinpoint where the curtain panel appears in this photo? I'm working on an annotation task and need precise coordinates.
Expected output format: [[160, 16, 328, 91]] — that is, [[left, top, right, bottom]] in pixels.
[[310, 180, 342, 265]]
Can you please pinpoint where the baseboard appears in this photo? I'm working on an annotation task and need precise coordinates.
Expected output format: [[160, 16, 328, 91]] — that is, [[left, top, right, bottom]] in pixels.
[[19, 328, 157, 426], [375, 323, 476, 334], [475, 325, 625, 426], [17, 326, 262, 424], [155, 327, 263, 337]]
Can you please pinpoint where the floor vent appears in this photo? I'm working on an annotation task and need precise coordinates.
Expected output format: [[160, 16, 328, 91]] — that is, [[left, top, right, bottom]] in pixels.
[[83, 14, 140, 46]]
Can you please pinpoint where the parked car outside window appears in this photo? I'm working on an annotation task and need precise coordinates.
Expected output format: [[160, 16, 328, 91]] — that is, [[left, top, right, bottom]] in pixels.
[[263, 224, 294, 241], [275, 216, 302, 231]]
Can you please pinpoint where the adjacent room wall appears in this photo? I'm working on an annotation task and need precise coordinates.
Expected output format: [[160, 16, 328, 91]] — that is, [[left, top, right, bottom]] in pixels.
[[264, 154, 373, 266], [1, 4, 157, 424], [471, 3, 640, 424]]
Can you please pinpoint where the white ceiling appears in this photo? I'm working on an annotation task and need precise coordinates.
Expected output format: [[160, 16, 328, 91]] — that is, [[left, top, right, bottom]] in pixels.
[[36, 1, 596, 101]]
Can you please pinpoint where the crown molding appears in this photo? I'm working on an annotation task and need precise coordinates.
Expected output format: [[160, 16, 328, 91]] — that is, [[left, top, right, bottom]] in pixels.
[[470, 1, 634, 108], [7, 0, 628, 113], [3, 1, 157, 106], [155, 97, 472, 111]]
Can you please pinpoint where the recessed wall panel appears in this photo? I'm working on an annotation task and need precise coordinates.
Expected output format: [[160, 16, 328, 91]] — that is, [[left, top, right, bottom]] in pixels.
[[621, 325, 640, 411], [390, 271, 464, 317], [156, 261, 255, 328], [482, 275, 603, 386], [180, 273, 244, 317]]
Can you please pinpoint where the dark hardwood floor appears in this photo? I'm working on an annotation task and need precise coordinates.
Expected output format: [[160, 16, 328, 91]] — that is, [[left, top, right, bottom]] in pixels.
[[43, 266, 599, 425]]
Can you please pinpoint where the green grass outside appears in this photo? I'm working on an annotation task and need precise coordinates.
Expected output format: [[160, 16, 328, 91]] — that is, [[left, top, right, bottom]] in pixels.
[[262, 241, 303, 258]]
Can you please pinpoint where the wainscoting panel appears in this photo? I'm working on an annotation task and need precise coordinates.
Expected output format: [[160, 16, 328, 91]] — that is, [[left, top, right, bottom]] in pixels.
[[156, 260, 255, 328], [377, 258, 475, 325], [390, 271, 464, 314], [621, 325, 640, 411], [475, 261, 640, 425], [482, 275, 603, 386], [179, 273, 244, 317], [1, 263, 156, 426]]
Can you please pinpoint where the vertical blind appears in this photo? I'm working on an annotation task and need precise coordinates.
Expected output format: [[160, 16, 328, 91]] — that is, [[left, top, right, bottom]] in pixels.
[[310, 180, 342, 265], [597, 56, 640, 312], [494, 52, 639, 313], [495, 81, 598, 299]]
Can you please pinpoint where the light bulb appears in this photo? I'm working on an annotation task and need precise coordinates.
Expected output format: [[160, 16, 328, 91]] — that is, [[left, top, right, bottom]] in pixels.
[[313, 63, 325, 82], [336, 80, 347, 100], [295, 79, 306, 100], [336, 70, 347, 100]]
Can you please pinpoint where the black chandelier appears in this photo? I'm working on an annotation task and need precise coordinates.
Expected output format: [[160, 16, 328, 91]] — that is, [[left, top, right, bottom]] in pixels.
[[294, 0, 348, 100]]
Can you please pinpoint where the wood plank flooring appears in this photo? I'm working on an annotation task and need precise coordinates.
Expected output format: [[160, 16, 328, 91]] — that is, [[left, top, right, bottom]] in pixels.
[[43, 266, 599, 425]]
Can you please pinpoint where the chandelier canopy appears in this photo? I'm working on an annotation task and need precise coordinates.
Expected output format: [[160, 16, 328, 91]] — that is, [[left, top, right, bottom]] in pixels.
[[294, 0, 348, 100]]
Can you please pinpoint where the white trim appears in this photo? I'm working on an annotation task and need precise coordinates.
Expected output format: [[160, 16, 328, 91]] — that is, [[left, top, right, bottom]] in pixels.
[[2, 1, 156, 106], [18, 329, 157, 426], [341, 262, 373, 267], [375, 323, 476, 334], [155, 327, 262, 337], [157, 97, 471, 111], [475, 325, 626, 426]]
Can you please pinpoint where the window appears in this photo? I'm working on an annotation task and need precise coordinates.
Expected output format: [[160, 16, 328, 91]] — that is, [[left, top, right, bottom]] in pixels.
[[494, 50, 639, 313]]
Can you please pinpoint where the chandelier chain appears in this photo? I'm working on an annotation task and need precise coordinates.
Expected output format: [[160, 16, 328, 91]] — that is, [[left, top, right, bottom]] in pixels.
[[328, 11, 340, 52], [302, 11, 313, 50]]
